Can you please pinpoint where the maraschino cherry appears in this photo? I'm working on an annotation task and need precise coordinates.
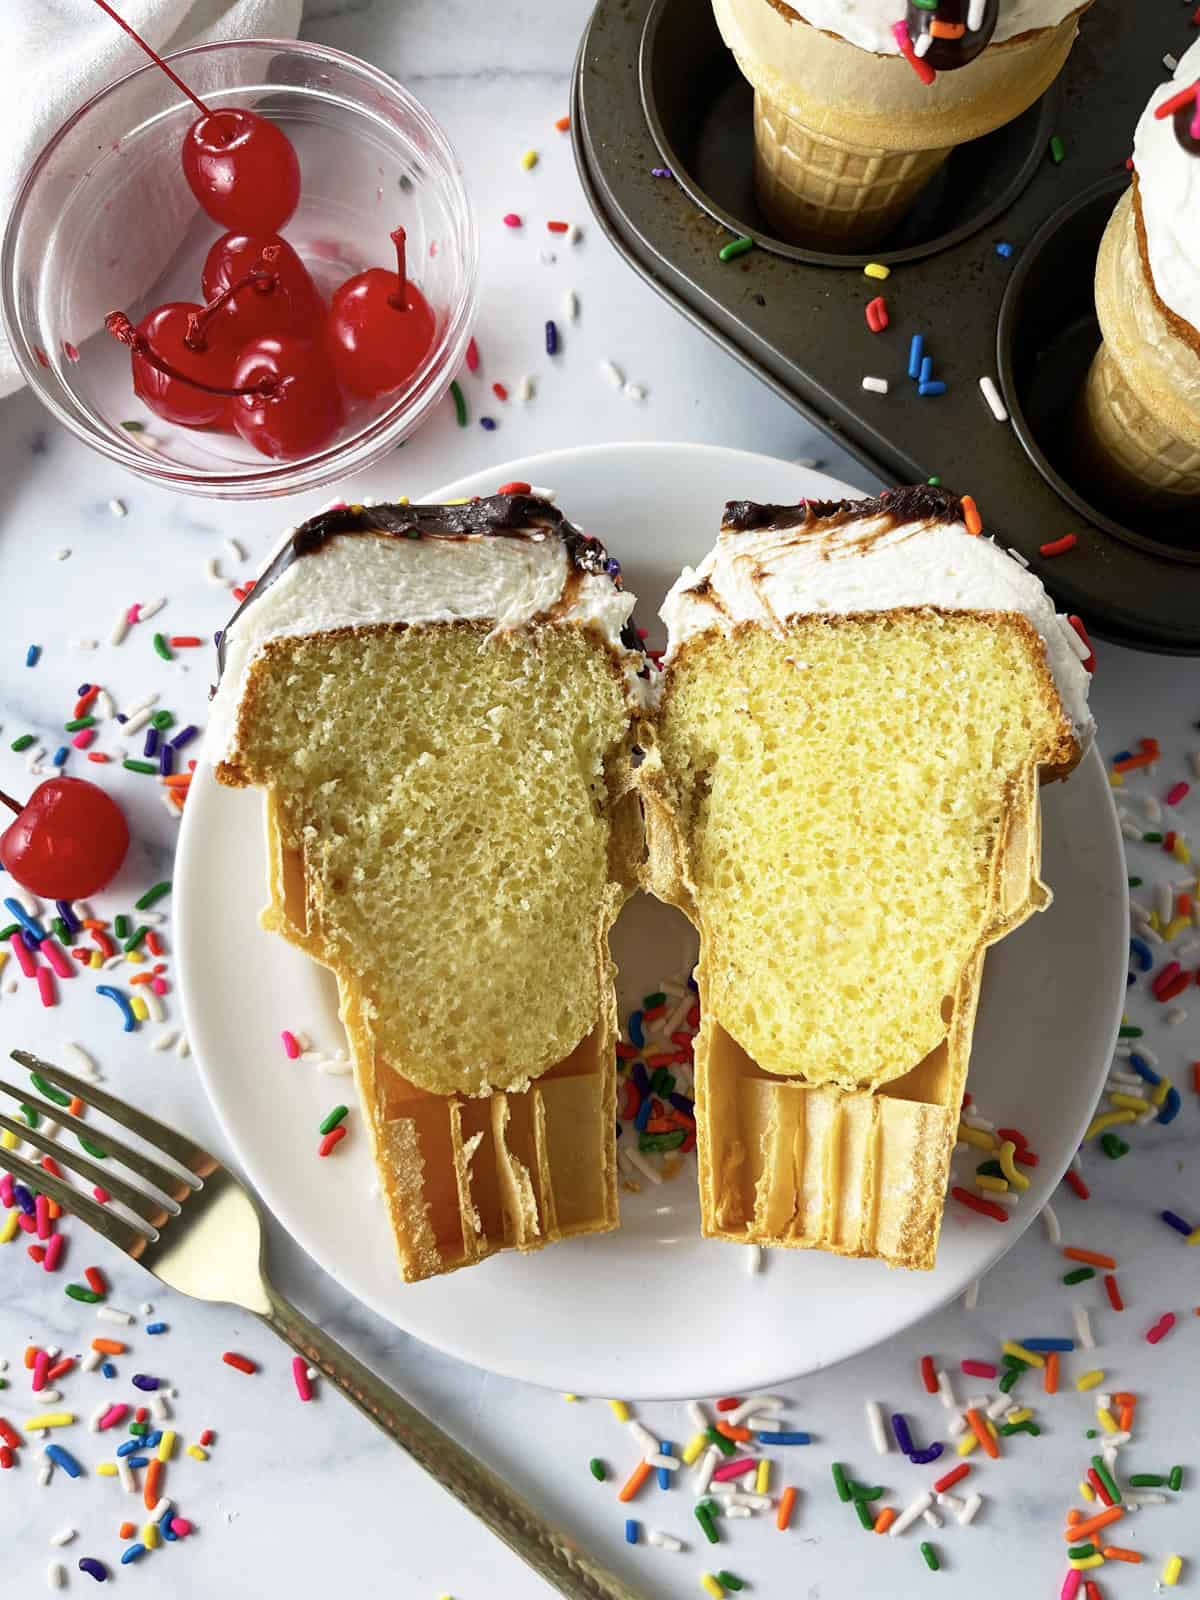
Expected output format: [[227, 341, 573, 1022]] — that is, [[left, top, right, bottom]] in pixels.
[[119, 302, 239, 428], [202, 234, 324, 340], [92, 0, 300, 234], [327, 227, 437, 399], [0, 779, 129, 899], [230, 335, 345, 459], [106, 260, 278, 429], [182, 111, 300, 235]]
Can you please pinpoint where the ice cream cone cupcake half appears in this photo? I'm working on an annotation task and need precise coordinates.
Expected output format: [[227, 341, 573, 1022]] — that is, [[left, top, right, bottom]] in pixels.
[[208, 495, 646, 1282], [640, 487, 1093, 1270], [1077, 42, 1200, 515]]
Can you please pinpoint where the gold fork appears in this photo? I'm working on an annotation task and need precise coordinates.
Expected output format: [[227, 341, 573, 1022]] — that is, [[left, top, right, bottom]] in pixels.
[[0, 1049, 644, 1600]]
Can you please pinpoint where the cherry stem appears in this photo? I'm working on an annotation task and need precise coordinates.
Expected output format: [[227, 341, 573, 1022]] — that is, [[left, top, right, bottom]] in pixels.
[[184, 259, 279, 351], [0, 789, 23, 818], [90, 0, 211, 117], [387, 227, 408, 311], [104, 312, 277, 399]]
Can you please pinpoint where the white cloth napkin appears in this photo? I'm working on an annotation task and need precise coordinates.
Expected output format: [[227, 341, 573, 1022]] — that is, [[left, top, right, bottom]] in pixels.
[[0, 0, 303, 399]]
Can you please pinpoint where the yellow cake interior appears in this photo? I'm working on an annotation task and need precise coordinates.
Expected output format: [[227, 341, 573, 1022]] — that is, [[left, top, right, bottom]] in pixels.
[[218, 618, 640, 1280], [649, 610, 1076, 1092]]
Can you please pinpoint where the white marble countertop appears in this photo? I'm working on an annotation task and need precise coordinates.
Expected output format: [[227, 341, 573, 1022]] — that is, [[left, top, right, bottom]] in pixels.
[[1, 2, 1199, 1596]]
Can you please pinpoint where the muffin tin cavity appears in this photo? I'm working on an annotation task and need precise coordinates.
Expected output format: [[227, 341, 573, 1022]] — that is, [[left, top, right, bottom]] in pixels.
[[574, 0, 1200, 650], [998, 177, 1200, 565], [640, 0, 1059, 268]]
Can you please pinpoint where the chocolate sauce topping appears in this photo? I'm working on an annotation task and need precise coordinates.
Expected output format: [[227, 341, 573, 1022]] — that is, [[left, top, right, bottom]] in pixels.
[[905, 0, 998, 71], [281, 493, 617, 570], [1173, 100, 1200, 157], [214, 493, 640, 680], [721, 484, 965, 534]]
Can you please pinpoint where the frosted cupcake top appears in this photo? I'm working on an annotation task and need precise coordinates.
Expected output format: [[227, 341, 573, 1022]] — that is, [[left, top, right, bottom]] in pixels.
[[786, 0, 1084, 57], [1133, 37, 1200, 342], [208, 495, 642, 765], [660, 486, 1094, 742]]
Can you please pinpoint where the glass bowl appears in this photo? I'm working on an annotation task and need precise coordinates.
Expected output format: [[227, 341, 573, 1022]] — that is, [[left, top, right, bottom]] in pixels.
[[1, 39, 477, 500]]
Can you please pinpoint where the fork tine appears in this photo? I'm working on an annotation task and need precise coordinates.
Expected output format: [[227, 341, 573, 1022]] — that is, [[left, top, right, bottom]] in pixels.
[[10, 1050, 218, 1178], [0, 1080, 198, 1202], [0, 1108, 173, 1226], [0, 1143, 154, 1258]]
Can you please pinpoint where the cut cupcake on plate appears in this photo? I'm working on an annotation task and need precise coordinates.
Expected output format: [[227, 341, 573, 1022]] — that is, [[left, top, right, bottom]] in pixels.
[[209, 494, 646, 1282], [640, 486, 1094, 1270]]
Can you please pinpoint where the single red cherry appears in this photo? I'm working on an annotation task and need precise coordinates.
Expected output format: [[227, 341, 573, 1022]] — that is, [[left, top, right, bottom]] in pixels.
[[108, 256, 283, 429], [229, 334, 345, 459], [91, 2, 301, 235], [0, 779, 129, 899], [202, 233, 324, 340], [120, 302, 239, 427], [182, 110, 300, 235], [327, 227, 437, 400]]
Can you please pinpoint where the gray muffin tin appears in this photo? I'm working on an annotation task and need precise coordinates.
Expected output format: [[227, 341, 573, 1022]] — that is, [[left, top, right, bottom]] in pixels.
[[572, 0, 1200, 653]]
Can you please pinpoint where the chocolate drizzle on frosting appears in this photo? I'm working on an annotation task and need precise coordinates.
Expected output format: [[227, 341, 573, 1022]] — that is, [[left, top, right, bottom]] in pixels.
[[1172, 99, 1200, 157], [721, 483, 965, 535], [905, 0, 998, 70], [287, 494, 613, 570], [215, 494, 640, 681]]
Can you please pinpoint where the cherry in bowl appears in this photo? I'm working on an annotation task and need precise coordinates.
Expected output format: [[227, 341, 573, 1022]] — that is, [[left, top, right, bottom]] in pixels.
[[183, 110, 300, 236], [328, 227, 437, 400], [202, 233, 325, 341], [231, 334, 345, 460], [93, 0, 301, 235], [2, 39, 477, 497], [115, 302, 240, 428]]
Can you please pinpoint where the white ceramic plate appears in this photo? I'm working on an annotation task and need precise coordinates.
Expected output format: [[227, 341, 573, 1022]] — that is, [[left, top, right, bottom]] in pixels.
[[176, 442, 1127, 1399]]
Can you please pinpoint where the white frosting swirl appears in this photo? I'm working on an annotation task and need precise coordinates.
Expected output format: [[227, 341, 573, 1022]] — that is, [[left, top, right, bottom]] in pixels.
[[1133, 38, 1200, 342], [781, 0, 1085, 56], [209, 513, 641, 765], [660, 504, 1094, 742]]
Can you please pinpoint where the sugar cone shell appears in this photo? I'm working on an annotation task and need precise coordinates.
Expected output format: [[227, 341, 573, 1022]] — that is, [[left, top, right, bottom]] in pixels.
[[260, 789, 623, 1283], [1076, 187, 1200, 513], [753, 96, 951, 250], [693, 959, 983, 1269], [712, 0, 1090, 248]]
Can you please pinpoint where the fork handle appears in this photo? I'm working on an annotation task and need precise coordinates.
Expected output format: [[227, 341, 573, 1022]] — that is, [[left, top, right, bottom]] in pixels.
[[258, 1279, 646, 1600]]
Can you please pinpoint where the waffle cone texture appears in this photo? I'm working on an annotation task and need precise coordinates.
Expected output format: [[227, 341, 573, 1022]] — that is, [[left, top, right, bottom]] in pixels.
[[712, 0, 1090, 248], [1076, 185, 1200, 513], [639, 611, 1078, 1270]]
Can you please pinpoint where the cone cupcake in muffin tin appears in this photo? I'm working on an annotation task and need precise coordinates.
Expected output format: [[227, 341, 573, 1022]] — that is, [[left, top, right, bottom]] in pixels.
[[710, 0, 1094, 249], [1077, 41, 1200, 514]]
